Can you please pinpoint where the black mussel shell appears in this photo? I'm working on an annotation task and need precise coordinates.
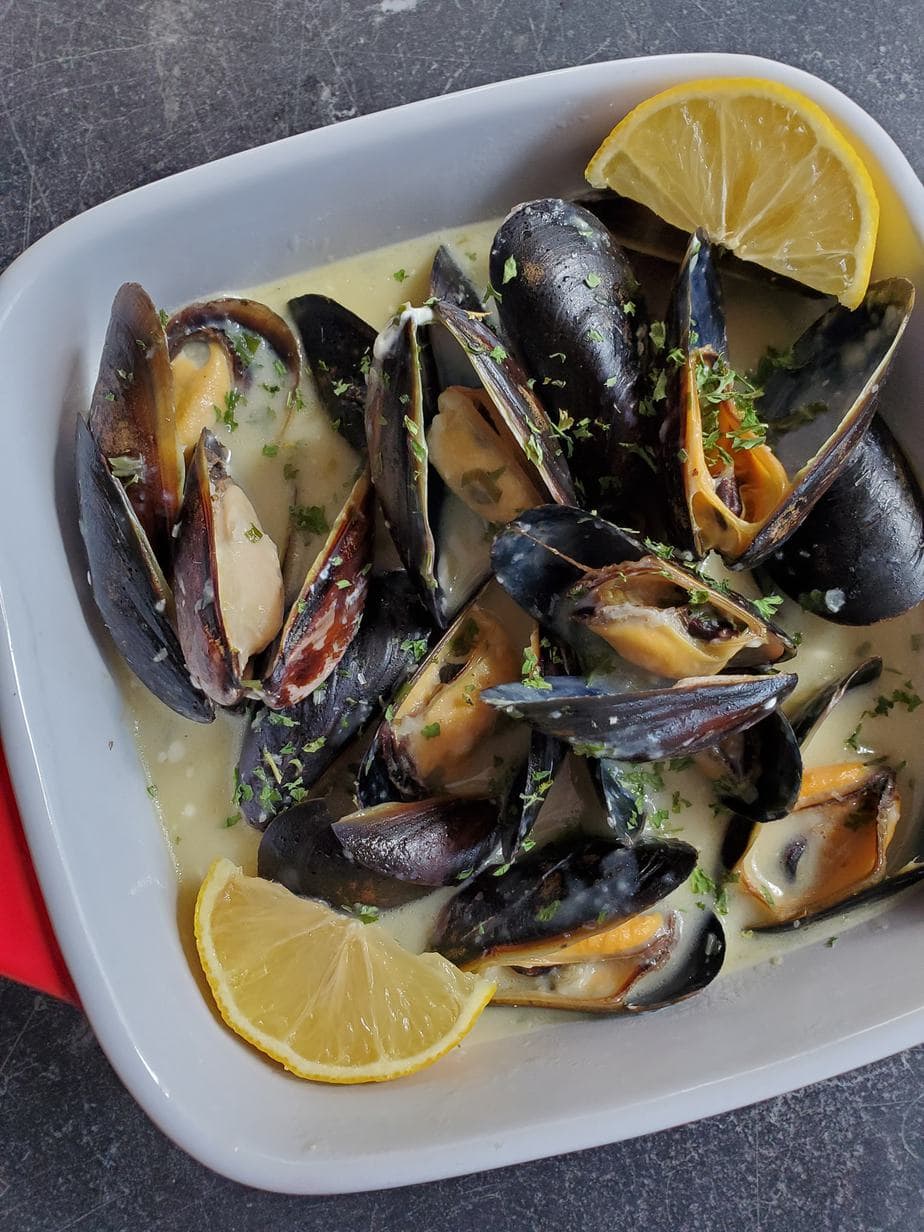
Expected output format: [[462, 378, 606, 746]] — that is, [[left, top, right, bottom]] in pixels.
[[258, 800, 428, 909], [261, 468, 373, 708], [761, 416, 924, 623], [623, 910, 726, 1012], [75, 416, 213, 723], [578, 190, 830, 299], [166, 297, 300, 394], [430, 245, 484, 313], [661, 234, 914, 567], [736, 279, 915, 569], [482, 672, 797, 763], [432, 835, 696, 967], [87, 282, 181, 567], [332, 797, 500, 886], [491, 504, 648, 628], [366, 308, 453, 624], [490, 199, 650, 513], [287, 294, 375, 452], [698, 710, 803, 824], [497, 635, 568, 861], [237, 571, 433, 828], [590, 759, 645, 841], [790, 656, 882, 746]]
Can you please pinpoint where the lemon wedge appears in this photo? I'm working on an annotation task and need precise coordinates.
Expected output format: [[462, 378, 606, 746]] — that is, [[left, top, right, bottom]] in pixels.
[[195, 858, 494, 1084], [585, 77, 879, 307]]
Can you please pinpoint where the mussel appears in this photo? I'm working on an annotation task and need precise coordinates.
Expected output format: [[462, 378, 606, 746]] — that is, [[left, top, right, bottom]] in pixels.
[[761, 416, 924, 624], [287, 294, 375, 452], [236, 571, 433, 828], [491, 505, 795, 673], [489, 199, 652, 515], [732, 762, 919, 927], [365, 301, 575, 625], [258, 799, 428, 908], [357, 595, 522, 802], [660, 231, 915, 568], [432, 836, 724, 1011], [78, 283, 376, 719]]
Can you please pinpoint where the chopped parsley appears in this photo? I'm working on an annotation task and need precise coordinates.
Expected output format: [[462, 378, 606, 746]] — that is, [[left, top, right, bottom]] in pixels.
[[244, 523, 263, 544], [392, 268, 408, 283], [400, 636, 429, 662], [289, 504, 329, 536], [520, 647, 551, 691], [585, 273, 601, 289], [535, 899, 561, 923], [261, 443, 279, 457], [421, 722, 441, 739], [502, 256, 518, 284], [752, 593, 785, 620]]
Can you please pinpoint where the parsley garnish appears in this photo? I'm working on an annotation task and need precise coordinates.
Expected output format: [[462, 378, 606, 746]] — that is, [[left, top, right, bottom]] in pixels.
[[289, 504, 329, 536], [502, 256, 518, 284], [421, 722, 441, 739]]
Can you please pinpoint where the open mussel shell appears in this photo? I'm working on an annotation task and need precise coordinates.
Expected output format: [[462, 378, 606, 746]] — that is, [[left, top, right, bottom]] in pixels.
[[358, 596, 521, 801], [366, 307, 451, 623], [718, 655, 883, 860], [590, 758, 646, 841], [332, 797, 500, 886], [258, 800, 428, 908], [261, 468, 373, 708], [733, 762, 904, 928], [87, 282, 181, 567], [491, 504, 649, 628], [662, 232, 915, 567], [432, 835, 695, 968], [166, 296, 300, 393], [570, 554, 795, 678], [430, 301, 576, 506], [482, 671, 797, 764], [491, 505, 795, 674], [430, 245, 484, 314], [237, 571, 433, 828], [287, 294, 375, 452], [497, 633, 568, 861], [698, 710, 803, 824], [790, 656, 882, 746], [489, 199, 650, 513], [75, 416, 214, 723], [173, 429, 285, 706], [750, 862, 924, 934], [761, 416, 924, 623]]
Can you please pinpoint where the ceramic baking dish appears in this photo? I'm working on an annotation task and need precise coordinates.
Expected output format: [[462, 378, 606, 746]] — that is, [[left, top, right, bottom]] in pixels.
[[0, 52, 922, 1194]]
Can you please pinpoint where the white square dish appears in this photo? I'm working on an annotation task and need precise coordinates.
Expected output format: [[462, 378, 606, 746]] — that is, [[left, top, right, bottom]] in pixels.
[[1, 51, 922, 1194]]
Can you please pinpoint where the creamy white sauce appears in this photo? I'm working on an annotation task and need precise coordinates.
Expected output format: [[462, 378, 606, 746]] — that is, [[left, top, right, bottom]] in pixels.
[[125, 217, 924, 1041]]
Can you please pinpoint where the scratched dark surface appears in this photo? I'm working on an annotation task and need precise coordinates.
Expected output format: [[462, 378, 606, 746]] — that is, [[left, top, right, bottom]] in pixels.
[[2, 0, 924, 1228]]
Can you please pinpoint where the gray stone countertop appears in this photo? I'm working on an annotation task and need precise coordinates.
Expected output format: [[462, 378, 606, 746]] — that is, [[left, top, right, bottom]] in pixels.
[[1, 1, 923, 1227]]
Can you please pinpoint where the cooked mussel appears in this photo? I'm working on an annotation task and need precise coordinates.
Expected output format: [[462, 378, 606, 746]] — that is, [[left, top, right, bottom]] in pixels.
[[661, 231, 915, 567], [761, 416, 924, 624], [166, 296, 301, 456], [365, 303, 574, 624], [287, 294, 375, 452], [489, 199, 651, 514], [236, 571, 433, 828], [258, 799, 427, 908], [87, 282, 181, 567], [492, 504, 795, 674], [360, 597, 521, 800], [431, 835, 724, 1011], [332, 797, 501, 886], [75, 416, 214, 722], [733, 762, 912, 927], [482, 671, 797, 764], [173, 429, 285, 706]]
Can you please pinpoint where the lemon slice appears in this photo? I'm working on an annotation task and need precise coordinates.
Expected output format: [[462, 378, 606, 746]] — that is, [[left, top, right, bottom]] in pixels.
[[585, 77, 879, 307], [195, 858, 494, 1084]]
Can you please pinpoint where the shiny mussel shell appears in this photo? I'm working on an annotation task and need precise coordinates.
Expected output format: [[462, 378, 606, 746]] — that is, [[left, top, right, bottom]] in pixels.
[[489, 199, 650, 513], [287, 294, 375, 452], [75, 416, 213, 723]]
